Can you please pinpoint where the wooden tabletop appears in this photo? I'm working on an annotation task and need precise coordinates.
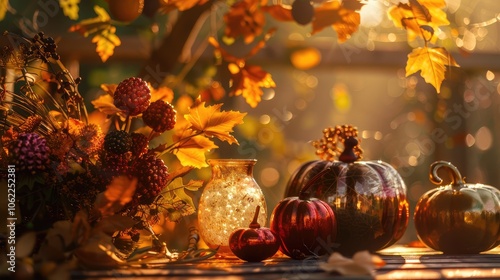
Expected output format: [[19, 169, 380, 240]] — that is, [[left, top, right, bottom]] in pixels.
[[73, 245, 500, 279]]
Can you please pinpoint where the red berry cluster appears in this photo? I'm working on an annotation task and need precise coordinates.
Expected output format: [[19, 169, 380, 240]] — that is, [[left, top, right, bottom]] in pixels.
[[97, 128, 169, 209], [113, 77, 151, 116], [131, 152, 169, 205], [112, 77, 177, 133], [142, 100, 177, 133]]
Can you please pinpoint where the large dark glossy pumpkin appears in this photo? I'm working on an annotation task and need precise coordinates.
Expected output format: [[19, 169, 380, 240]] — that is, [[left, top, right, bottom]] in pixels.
[[285, 129, 409, 256], [270, 194, 337, 260], [414, 161, 500, 254]]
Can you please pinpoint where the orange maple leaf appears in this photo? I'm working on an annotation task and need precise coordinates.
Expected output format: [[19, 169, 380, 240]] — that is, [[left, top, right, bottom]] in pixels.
[[184, 102, 246, 144], [208, 29, 276, 108], [388, 0, 449, 42], [228, 63, 276, 108], [312, 0, 364, 42], [224, 0, 266, 44], [94, 176, 137, 216], [200, 81, 226, 103], [406, 47, 459, 93]]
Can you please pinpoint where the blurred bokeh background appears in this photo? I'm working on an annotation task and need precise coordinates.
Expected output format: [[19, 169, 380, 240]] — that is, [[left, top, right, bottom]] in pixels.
[[1, 0, 499, 248]]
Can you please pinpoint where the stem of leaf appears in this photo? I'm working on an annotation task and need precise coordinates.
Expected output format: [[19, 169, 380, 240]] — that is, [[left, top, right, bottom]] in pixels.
[[157, 130, 205, 156]]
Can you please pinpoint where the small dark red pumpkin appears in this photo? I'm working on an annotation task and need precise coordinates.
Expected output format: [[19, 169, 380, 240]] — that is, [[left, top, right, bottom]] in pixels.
[[270, 169, 337, 260], [229, 206, 280, 262], [285, 125, 409, 256], [414, 161, 500, 254]]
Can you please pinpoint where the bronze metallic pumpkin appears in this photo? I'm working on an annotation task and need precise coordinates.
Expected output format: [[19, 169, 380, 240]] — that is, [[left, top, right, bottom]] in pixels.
[[414, 161, 500, 254], [285, 125, 409, 256]]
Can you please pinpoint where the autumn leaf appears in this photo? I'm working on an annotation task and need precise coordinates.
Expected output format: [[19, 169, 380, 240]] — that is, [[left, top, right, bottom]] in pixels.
[[262, 4, 293, 22], [155, 177, 196, 222], [224, 0, 266, 44], [406, 47, 459, 93], [184, 179, 204, 191], [200, 81, 226, 103], [228, 63, 276, 108], [312, 0, 364, 42], [100, 83, 117, 95], [69, 5, 110, 36], [172, 125, 218, 168], [92, 27, 121, 62], [150, 86, 174, 103], [185, 102, 246, 144], [69, 6, 120, 62], [92, 85, 127, 120], [91, 94, 122, 116], [59, 0, 80, 20], [388, 0, 449, 42], [94, 176, 137, 216], [320, 251, 385, 276], [0, 0, 8, 21], [208, 30, 276, 107]]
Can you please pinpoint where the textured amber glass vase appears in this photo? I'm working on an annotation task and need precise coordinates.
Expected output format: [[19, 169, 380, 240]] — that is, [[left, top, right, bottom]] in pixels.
[[198, 159, 267, 256]]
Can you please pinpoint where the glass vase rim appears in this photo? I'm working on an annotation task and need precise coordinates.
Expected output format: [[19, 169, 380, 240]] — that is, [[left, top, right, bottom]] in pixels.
[[207, 158, 257, 165]]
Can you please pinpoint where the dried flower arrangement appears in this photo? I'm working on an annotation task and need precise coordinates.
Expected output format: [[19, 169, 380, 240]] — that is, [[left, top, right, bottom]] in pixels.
[[0, 31, 246, 274]]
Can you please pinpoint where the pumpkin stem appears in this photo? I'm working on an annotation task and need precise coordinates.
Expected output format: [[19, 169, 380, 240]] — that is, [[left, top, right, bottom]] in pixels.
[[339, 137, 359, 163], [298, 162, 333, 200], [430, 161, 465, 186], [249, 205, 261, 229]]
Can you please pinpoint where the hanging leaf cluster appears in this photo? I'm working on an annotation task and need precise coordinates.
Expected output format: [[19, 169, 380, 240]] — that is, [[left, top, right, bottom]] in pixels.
[[388, 0, 459, 93], [68, 5, 120, 62], [1, 0, 464, 100]]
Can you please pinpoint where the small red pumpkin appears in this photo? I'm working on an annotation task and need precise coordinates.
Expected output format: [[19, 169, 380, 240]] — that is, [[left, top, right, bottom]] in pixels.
[[414, 161, 500, 254], [229, 206, 280, 262], [270, 169, 337, 260], [284, 125, 409, 256]]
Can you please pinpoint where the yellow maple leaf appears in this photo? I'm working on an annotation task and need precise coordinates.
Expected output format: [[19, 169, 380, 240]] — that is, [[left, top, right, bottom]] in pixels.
[[59, 0, 80, 20], [91, 94, 126, 120], [94, 176, 137, 217], [100, 83, 117, 95], [228, 63, 276, 108], [312, 0, 363, 42], [388, 0, 449, 42], [69, 5, 119, 61], [406, 47, 459, 93], [69, 5, 110, 36], [92, 26, 121, 62], [0, 0, 8, 21], [172, 125, 218, 168], [184, 102, 246, 144], [150, 86, 174, 103]]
